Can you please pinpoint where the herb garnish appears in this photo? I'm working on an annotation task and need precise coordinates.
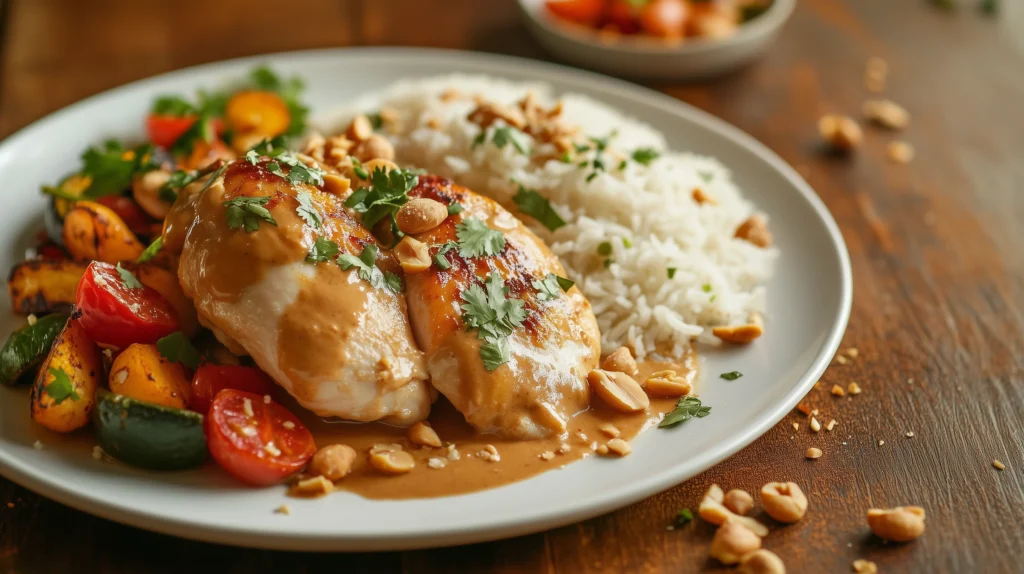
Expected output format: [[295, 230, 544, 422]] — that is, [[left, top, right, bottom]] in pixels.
[[675, 508, 694, 527], [474, 126, 531, 155], [151, 95, 195, 116], [350, 157, 369, 180], [433, 241, 459, 270], [447, 203, 464, 215], [659, 396, 712, 429], [667, 267, 677, 279], [343, 166, 420, 234], [157, 332, 203, 370], [159, 169, 199, 203], [223, 195, 277, 232], [460, 272, 528, 371], [456, 217, 506, 258], [632, 147, 660, 166], [702, 283, 712, 293], [295, 190, 322, 230], [44, 367, 79, 404], [698, 170, 714, 183], [720, 371, 743, 381], [306, 236, 340, 263], [337, 244, 402, 293], [534, 273, 574, 301], [170, 113, 216, 157], [136, 237, 164, 264], [116, 263, 143, 289], [70, 141, 156, 199], [513, 185, 566, 231]]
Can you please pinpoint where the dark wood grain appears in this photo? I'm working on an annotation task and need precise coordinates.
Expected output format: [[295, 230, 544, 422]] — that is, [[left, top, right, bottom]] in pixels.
[[2, 0, 1023, 572]]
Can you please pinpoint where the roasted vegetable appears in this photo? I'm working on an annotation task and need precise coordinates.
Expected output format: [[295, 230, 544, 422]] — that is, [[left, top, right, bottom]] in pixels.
[[132, 263, 200, 337], [109, 343, 191, 409], [62, 200, 145, 263], [0, 313, 69, 386], [93, 390, 207, 470], [7, 259, 90, 315], [75, 261, 180, 348], [30, 318, 103, 432], [225, 90, 291, 139]]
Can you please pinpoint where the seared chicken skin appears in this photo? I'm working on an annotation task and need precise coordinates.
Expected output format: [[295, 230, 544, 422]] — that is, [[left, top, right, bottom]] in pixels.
[[403, 176, 601, 439], [164, 159, 431, 425]]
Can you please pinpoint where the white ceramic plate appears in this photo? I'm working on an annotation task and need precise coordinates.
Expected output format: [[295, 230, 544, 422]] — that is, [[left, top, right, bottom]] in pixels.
[[0, 48, 850, 551], [518, 0, 796, 80]]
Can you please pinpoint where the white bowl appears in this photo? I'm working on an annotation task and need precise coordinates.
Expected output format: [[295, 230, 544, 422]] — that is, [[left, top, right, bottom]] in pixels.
[[518, 0, 796, 81]]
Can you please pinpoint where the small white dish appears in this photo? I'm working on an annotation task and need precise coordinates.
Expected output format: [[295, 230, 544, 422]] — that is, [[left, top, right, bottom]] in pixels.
[[0, 47, 849, 551], [518, 0, 796, 80]]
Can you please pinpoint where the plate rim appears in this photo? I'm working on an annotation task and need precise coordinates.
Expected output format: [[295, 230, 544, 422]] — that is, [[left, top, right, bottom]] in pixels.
[[0, 46, 852, 551]]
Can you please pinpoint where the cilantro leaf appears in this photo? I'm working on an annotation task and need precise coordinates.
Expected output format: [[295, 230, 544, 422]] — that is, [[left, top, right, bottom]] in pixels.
[[223, 195, 277, 232], [631, 147, 660, 166], [659, 396, 712, 429], [116, 263, 143, 289], [306, 236, 340, 263], [456, 217, 506, 258], [675, 508, 694, 526], [720, 371, 742, 381], [151, 95, 195, 116], [459, 272, 527, 371], [350, 157, 369, 180], [136, 236, 163, 264], [702, 283, 712, 293], [491, 126, 531, 155], [170, 113, 215, 157], [667, 267, 677, 279], [44, 367, 80, 404], [295, 190, 322, 230], [343, 166, 420, 231], [159, 169, 201, 203], [156, 332, 203, 370], [447, 202, 464, 215], [79, 142, 156, 199], [534, 273, 574, 301], [433, 241, 459, 270], [337, 244, 401, 292], [512, 186, 566, 231]]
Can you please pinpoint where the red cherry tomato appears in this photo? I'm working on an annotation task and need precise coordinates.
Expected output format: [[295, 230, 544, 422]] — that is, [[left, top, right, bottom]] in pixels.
[[607, 1, 643, 34], [75, 261, 180, 348], [190, 365, 276, 415], [206, 389, 316, 486], [96, 196, 154, 238], [545, 0, 605, 24], [146, 115, 226, 149], [640, 0, 689, 37]]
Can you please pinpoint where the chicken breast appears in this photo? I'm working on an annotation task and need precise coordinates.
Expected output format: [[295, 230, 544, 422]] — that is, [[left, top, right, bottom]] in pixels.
[[165, 158, 431, 425], [403, 176, 601, 439]]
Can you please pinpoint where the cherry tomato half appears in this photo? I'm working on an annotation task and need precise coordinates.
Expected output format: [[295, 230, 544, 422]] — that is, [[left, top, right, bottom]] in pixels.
[[190, 365, 276, 415], [545, 0, 605, 24], [75, 261, 180, 349], [206, 389, 316, 486]]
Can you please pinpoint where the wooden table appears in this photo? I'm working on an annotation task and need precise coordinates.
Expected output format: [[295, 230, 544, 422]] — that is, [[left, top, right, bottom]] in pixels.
[[2, 0, 1022, 571]]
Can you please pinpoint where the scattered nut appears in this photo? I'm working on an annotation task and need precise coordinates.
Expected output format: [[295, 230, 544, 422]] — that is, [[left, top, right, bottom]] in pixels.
[[292, 475, 334, 497], [692, 188, 717, 205], [440, 88, 461, 102], [819, 114, 863, 151], [396, 197, 448, 235], [867, 506, 925, 542], [792, 422, 799, 431], [644, 370, 692, 397], [864, 57, 888, 93], [831, 384, 846, 397], [362, 158, 399, 177], [734, 215, 773, 248], [709, 521, 762, 565], [394, 236, 432, 274], [408, 421, 442, 448], [699, 484, 769, 536], [826, 419, 837, 432], [600, 346, 638, 377], [274, 504, 291, 515], [605, 438, 632, 457], [723, 489, 754, 516], [598, 423, 621, 438], [848, 382, 862, 395], [352, 134, 395, 163], [761, 482, 808, 523], [738, 549, 786, 574], [853, 559, 878, 573], [322, 173, 351, 196], [796, 402, 812, 416], [468, 100, 526, 129], [309, 444, 357, 481], [596, 444, 609, 455], [864, 99, 910, 130], [809, 417, 821, 433], [888, 140, 914, 164], [713, 312, 765, 344], [993, 460, 1006, 470], [369, 448, 416, 475], [539, 451, 555, 461], [587, 369, 650, 413], [806, 447, 823, 459], [846, 347, 859, 358], [346, 114, 374, 141]]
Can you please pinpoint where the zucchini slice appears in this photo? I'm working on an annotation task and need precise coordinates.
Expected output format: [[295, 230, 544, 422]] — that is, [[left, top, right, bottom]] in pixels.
[[0, 313, 69, 386], [93, 390, 207, 471]]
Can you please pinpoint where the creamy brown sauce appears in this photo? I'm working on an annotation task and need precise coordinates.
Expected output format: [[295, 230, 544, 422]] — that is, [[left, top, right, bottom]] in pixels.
[[285, 352, 698, 500]]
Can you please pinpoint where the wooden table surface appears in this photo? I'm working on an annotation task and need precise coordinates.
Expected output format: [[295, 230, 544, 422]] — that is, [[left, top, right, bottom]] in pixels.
[[2, 0, 1022, 572]]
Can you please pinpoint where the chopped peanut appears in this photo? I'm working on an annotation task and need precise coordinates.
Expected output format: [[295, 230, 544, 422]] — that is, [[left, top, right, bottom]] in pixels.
[[761, 482, 808, 523], [806, 447, 823, 459], [710, 521, 762, 565], [713, 312, 765, 344], [699, 484, 769, 536], [692, 188, 717, 205], [369, 448, 416, 475], [848, 382, 862, 395], [396, 198, 448, 235], [864, 99, 910, 130], [408, 421, 442, 448], [810, 417, 821, 433], [644, 370, 692, 397], [346, 115, 374, 141], [587, 369, 649, 413], [352, 134, 395, 163], [598, 423, 621, 438], [309, 444, 357, 481], [734, 215, 773, 248], [819, 114, 863, 151], [605, 438, 632, 456], [867, 506, 925, 542], [738, 549, 786, 574], [723, 489, 754, 516], [993, 460, 1006, 470], [394, 236, 432, 274], [852, 559, 878, 574], [888, 140, 914, 164], [600, 346, 638, 377], [292, 475, 334, 497], [831, 384, 846, 397]]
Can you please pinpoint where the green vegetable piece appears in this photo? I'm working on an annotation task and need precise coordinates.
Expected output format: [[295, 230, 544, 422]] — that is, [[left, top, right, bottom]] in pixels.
[[93, 390, 207, 471], [513, 186, 566, 231], [0, 314, 69, 386]]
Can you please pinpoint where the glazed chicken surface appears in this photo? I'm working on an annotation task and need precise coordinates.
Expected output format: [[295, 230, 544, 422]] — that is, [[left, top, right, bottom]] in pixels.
[[402, 176, 601, 439], [164, 159, 431, 425]]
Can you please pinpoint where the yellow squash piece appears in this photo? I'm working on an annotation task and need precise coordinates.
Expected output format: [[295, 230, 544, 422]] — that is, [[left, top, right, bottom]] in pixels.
[[62, 200, 145, 263], [108, 343, 191, 409], [30, 319, 102, 432], [225, 90, 290, 139], [7, 259, 90, 315]]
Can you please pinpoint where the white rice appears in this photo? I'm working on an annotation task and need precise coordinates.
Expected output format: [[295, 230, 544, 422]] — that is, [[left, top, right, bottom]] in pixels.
[[316, 76, 777, 360]]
